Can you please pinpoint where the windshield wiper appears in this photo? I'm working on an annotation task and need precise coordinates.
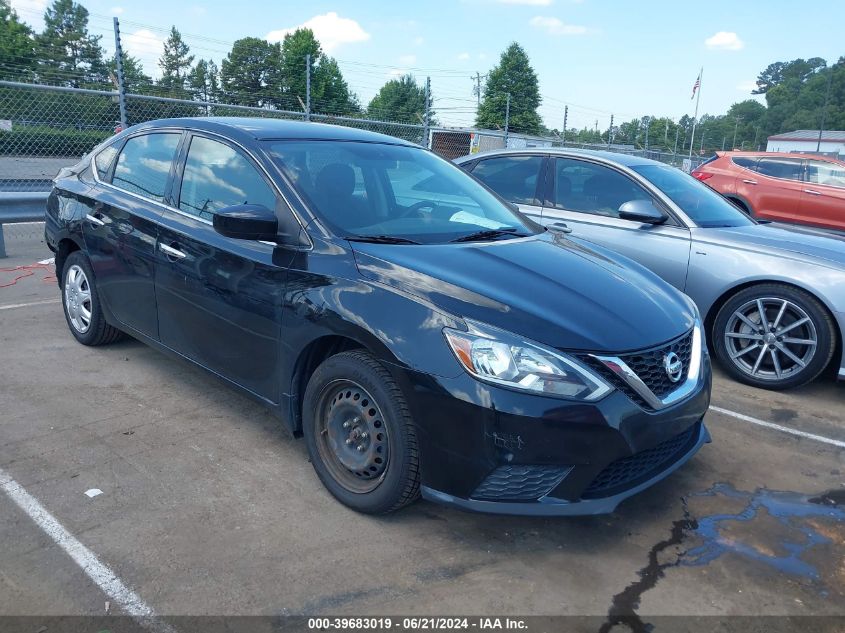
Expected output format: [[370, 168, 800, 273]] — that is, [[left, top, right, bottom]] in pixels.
[[450, 227, 525, 243], [346, 234, 421, 245]]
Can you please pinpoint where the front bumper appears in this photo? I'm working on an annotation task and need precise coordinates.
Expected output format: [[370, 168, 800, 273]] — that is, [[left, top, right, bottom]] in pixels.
[[395, 353, 712, 516]]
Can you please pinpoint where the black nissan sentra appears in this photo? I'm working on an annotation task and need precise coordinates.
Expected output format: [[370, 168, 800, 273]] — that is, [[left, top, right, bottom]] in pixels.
[[45, 118, 712, 515]]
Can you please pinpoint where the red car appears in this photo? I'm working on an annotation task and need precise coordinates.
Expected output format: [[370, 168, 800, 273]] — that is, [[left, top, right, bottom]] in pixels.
[[692, 151, 845, 231]]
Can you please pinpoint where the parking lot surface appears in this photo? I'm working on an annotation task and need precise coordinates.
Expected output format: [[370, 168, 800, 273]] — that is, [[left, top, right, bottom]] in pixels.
[[1, 233, 844, 631]]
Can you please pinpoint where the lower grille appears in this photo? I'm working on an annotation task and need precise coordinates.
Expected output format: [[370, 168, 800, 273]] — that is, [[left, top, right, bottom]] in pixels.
[[471, 465, 572, 501], [581, 424, 698, 499]]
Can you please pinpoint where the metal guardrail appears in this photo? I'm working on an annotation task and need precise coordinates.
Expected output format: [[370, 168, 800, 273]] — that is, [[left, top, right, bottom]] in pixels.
[[0, 192, 48, 258]]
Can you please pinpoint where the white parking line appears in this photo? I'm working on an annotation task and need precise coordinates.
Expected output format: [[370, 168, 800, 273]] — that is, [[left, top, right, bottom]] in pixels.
[[0, 298, 60, 310], [709, 405, 845, 449], [0, 466, 177, 633]]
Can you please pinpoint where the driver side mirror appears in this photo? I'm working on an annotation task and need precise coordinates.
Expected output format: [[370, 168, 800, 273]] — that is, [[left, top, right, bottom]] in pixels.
[[618, 199, 668, 225], [213, 204, 279, 241]]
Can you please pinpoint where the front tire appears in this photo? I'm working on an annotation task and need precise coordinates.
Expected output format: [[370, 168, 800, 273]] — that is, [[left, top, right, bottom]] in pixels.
[[303, 350, 420, 514], [712, 284, 836, 390], [61, 251, 124, 346]]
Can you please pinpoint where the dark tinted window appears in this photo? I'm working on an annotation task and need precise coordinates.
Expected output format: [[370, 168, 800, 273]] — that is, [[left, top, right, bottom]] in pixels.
[[553, 158, 650, 218], [731, 156, 758, 170], [806, 159, 845, 189], [94, 143, 118, 180], [470, 155, 543, 205], [756, 157, 802, 180], [112, 133, 180, 203], [178, 136, 276, 220]]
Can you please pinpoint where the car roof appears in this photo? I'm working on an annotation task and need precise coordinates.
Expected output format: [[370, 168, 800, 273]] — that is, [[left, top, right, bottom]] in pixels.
[[127, 117, 419, 146], [716, 150, 845, 164], [454, 147, 660, 167]]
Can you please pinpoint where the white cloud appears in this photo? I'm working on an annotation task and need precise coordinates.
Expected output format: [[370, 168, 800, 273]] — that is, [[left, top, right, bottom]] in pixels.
[[109, 6, 124, 15], [122, 28, 165, 76], [705, 31, 744, 51], [190, 5, 207, 16], [266, 12, 370, 53], [413, 36, 425, 46], [9, 0, 48, 27], [478, 52, 488, 60], [398, 54, 417, 65], [498, 0, 553, 5], [457, 52, 471, 61], [736, 80, 757, 92], [529, 16, 588, 35]]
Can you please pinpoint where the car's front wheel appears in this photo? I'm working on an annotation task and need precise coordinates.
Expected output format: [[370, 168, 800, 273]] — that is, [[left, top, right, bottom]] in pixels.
[[61, 251, 124, 346], [303, 350, 420, 514], [713, 284, 836, 390]]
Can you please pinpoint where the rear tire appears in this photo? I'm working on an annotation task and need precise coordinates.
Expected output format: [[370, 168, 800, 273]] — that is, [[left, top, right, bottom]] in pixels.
[[712, 283, 836, 390], [303, 350, 420, 514], [61, 251, 124, 346]]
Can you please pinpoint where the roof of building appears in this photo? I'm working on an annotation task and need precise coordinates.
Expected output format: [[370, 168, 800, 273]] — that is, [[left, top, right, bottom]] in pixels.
[[767, 130, 845, 143]]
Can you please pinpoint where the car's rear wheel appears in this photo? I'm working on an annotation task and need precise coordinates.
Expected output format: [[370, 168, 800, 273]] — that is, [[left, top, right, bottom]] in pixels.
[[61, 251, 124, 346], [303, 350, 420, 514], [713, 284, 836, 390]]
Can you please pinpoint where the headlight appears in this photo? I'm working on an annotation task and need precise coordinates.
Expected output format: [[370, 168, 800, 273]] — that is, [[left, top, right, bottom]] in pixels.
[[443, 320, 612, 401]]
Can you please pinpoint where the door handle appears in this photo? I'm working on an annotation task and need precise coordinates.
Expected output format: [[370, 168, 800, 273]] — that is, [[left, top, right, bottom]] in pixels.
[[159, 243, 187, 260], [85, 213, 106, 226], [741, 179, 757, 185], [803, 189, 822, 196], [548, 221, 573, 234]]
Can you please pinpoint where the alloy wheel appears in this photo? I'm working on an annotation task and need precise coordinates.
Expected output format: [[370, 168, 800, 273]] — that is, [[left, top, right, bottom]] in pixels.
[[64, 264, 92, 334], [314, 379, 390, 494], [724, 297, 818, 382]]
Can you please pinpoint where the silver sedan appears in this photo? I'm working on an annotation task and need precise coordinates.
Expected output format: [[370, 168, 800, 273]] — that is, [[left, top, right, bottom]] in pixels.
[[455, 148, 845, 390]]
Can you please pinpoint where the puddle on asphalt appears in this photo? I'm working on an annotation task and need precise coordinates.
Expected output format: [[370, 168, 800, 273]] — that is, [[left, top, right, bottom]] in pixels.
[[684, 483, 845, 581]]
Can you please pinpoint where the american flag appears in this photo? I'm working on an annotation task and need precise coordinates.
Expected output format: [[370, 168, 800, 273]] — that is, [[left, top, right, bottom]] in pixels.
[[691, 73, 701, 100]]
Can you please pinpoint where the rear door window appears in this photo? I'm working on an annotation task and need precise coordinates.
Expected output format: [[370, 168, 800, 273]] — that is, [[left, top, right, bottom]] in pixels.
[[112, 133, 181, 203], [755, 157, 802, 181], [806, 160, 845, 189], [470, 155, 544, 205]]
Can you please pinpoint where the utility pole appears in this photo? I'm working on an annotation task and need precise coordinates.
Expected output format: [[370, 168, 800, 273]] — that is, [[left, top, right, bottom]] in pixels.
[[722, 136, 726, 150], [423, 76, 431, 148], [644, 116, 650, 150], [305, 54, 311, 122], [664, 119, 669, 145], [732, 116, 742, 149], [112, 17, 127, 129], [472, 72, 486, 108], [607, 114, 614, 148], [754, 125, 760, 150], [673, 125, 680, 154], [817, 68, 834, 152], [561, 105, 568, 143], [700, 133, 705, 154], [504, 93, 511, 146]]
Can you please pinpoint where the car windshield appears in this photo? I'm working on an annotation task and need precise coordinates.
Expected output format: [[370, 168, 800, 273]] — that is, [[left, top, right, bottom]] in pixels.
[[632, 164, 755, 228], [264, 140, 539, 244]]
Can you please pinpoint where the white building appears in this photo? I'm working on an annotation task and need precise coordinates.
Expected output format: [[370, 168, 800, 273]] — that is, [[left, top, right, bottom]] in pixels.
[[766, 130, 845, 158]]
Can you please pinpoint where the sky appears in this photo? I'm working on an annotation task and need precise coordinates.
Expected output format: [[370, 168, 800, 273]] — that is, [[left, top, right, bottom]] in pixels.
[[9, 0, 845, 131]]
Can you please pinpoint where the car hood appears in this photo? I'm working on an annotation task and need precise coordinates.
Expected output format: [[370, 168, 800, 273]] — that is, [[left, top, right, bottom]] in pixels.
[[351, 231, 695, 353], [694, 223, 845, 269]]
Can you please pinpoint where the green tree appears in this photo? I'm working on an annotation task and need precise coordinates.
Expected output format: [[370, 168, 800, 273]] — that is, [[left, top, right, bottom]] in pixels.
[[0, 0, 36, 81], [36, 0, 108, 87], [476, 43, 541, 134], [280, 28, 319, 110], [158, 26, 194, 95], [107, 53, 152, 92], [189, 58, 220, 103], [312, 56, 359, 115], [219, 37, 282, 107], [367, 75, 429, 124]]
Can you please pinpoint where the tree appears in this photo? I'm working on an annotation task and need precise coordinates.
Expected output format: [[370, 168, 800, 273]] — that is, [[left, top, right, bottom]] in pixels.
[[107, 53, 152, 93], [36, 0, 108, 87], [219, 37, 281, 107], [158, 26, 194, 94], [312, 56, 360, 115], [189, 58, 219, 104], [280, 28, 319, 110], [476, 43, 541, 134], [0, 0, 36, 81], [753, 58, 827, 94], [367, 75, 428, 124]]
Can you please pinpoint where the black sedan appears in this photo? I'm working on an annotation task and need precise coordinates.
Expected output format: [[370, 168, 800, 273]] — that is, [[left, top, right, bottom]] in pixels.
[[45, 118, 711, 515]]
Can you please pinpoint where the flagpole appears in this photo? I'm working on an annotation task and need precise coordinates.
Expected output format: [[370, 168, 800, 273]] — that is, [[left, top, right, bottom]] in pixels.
[[688, 67, 703, 161]]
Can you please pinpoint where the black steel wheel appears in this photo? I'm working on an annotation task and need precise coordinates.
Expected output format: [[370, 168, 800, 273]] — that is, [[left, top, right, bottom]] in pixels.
[[303, 350, 420, 514], [713, 283, 836, 390]]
